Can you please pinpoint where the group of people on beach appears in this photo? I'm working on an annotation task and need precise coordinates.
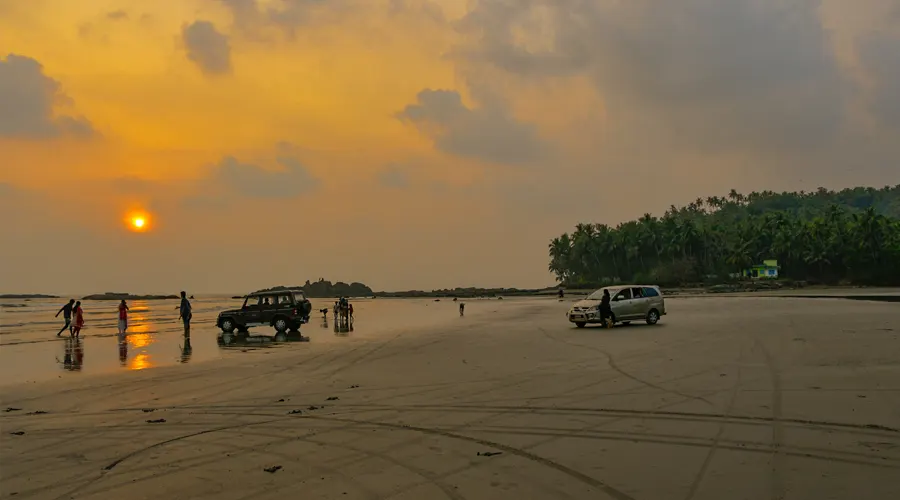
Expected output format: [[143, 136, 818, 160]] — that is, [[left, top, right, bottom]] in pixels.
[[332, 297, 353, 321], [54, 291, 193, 337]]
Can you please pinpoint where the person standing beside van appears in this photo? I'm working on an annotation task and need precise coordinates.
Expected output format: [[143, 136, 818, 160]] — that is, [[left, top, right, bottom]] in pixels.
[[599, 289, 612, 328]]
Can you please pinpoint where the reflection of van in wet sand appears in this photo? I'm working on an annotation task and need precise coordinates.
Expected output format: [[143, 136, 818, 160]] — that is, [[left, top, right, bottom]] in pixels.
[[567, 285, 666, 328]]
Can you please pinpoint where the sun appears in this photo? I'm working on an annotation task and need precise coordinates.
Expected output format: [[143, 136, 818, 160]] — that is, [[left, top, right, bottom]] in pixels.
[[125, 212, 151, 232]]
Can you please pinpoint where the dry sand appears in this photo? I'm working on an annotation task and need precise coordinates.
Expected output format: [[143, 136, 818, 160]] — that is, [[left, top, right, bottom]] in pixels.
[[2, 296, 899, 500]]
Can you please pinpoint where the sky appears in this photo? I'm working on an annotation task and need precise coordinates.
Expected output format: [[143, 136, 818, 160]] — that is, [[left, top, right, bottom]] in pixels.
[[1, 0, 899, 294]]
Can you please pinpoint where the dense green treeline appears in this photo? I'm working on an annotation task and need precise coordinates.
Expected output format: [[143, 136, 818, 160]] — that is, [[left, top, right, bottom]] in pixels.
[[549, 186, 900, 287]]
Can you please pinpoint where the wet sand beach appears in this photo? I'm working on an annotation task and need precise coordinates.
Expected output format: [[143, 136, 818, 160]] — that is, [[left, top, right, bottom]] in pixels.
[[1, 296, 899, 499]]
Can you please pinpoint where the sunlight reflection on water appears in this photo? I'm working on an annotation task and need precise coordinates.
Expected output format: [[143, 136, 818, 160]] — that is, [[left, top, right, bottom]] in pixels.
[[0, 295, 518, 384]]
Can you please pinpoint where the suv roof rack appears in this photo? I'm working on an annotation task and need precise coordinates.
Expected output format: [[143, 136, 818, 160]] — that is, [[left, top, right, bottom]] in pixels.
[[248, 289, 306, 296]]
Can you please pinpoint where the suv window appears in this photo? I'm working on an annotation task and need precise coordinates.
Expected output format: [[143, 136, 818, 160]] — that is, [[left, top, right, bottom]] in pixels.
[[243, 296, 261, 308], [260, 295, 276, 309], [631, 287, 644, 298], [614, 289, 632, 301], [276, 294, 293, 308], [643, 287, 659, 297]]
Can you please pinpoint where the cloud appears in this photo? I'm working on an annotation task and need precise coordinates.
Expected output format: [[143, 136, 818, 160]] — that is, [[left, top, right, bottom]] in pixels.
[[397, 89, 548, 165], [858, 32, 900, 129], [182, 20, 232, 75], [210, 155, 321, 198], [218, 0, 340, 29], [377, 165, 410, 188], [453, 0, 848, 154], [0, 54, 96, 139]]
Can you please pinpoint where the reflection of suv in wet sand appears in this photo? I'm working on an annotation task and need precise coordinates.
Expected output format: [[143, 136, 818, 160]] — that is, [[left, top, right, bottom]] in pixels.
[[217, 290, 312, 334], [567, 285, 666, 328]]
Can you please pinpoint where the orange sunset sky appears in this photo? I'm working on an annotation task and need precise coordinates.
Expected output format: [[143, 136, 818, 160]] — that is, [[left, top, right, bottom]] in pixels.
[[1, 0, 899, 294]]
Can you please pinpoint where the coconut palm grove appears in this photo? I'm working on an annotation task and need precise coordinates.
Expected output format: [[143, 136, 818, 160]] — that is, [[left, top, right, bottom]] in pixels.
[[549, 186, 900, 287]]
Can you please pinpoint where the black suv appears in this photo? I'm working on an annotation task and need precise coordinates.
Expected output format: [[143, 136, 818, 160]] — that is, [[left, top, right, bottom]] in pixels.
[[217, 290, 312, 334]]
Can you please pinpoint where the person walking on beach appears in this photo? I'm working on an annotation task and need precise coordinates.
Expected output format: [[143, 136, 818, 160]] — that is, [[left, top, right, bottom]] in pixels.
[[117, 299, 129, 335], [71, 301, 85, 337], [459, 302, 465, 316], [178, 291, 192, 334], [55, 299, 75, 336]]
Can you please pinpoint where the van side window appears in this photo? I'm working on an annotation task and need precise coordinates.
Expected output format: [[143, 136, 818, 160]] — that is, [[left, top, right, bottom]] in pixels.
[[631, 287, 644, 298], [643, 287, 659, 297], [614, 289, 632, 301]]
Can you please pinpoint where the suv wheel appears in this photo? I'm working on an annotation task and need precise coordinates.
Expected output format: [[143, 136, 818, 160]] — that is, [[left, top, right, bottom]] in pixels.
[[221, 318, 236, 333], [575, 322, 586, 328], [273, 318, 289, 333], [646, 309, 660, 325]]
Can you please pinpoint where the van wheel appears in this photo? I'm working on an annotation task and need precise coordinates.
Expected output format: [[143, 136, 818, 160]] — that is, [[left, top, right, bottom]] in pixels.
[[273, 318, 289, 333], [221, 318, 236, 333], [575, 322, 586, 328], [646, 309, 660, 325]]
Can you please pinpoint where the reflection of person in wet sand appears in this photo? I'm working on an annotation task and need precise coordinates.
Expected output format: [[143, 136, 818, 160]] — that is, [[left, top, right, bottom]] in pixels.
[[71, 338, 83, 370], [117, 299, 129, 335], [60, 337, 84, 371], [55, 299, 75, 337], [118, 333, 128, 365], [180, 335, 192, 363]]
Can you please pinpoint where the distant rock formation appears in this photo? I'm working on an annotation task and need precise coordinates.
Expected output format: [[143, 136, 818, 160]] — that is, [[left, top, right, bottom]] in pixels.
[[82, 293, 179, 300], [0, 294, 59, 299], [257, 279, 374, 299]]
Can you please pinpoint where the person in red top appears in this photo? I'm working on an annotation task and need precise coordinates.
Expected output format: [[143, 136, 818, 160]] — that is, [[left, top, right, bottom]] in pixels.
[[72, 301, 85, 337], [117, 299, 129, 335]]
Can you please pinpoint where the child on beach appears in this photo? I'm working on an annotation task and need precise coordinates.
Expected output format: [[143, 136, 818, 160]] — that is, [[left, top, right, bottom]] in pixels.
[[117, 299, 129, 334], [72, 301, 85, 337]]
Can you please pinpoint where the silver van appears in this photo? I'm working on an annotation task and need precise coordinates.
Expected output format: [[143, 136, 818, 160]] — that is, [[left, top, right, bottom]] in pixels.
[[567, 285, 666, 328]]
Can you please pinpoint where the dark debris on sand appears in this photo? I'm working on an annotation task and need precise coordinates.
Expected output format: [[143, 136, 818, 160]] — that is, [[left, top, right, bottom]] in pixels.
[[9, 431, 25, 436], [288, 409, 303, 415], [264, 465, 282, 473], [477, 452, 502, 457], [146, 419, 167, 424], [4, 407, 22, 412], [307, 405, 322, 411], [326, 396, 339, 401], [142, 408, 156, 413], [25, 411, 48, 415]]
